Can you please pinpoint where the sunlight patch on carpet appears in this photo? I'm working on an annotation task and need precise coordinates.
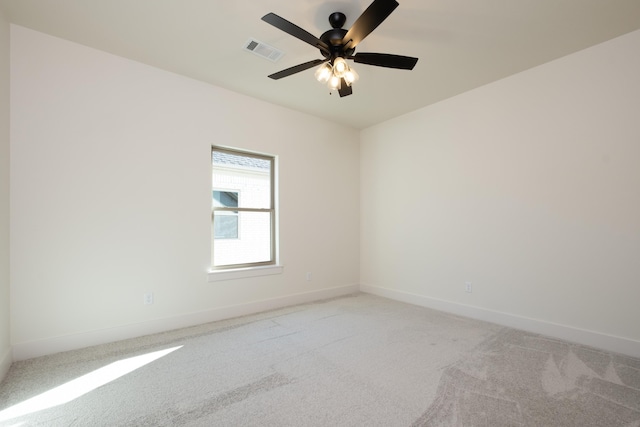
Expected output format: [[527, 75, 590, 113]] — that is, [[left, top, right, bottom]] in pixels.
[[0, 346, 182, 422]]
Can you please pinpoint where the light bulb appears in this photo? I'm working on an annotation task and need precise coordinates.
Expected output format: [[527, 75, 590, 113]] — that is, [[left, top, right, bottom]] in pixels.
[[333, 57, 348, 78], [314, 63, 332, 83], [344, 68, 359, 86], [328, 75, 341, 91]]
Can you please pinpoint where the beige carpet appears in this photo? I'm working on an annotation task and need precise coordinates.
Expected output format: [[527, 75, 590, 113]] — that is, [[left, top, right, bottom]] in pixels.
[[0, 293, 639, 426]]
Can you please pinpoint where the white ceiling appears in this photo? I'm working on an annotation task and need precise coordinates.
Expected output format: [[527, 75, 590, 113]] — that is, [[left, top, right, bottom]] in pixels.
[[2, 0, 640, 129]]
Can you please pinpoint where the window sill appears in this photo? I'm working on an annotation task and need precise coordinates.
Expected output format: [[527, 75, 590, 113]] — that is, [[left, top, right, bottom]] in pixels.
[[207, 265, 284, 282]]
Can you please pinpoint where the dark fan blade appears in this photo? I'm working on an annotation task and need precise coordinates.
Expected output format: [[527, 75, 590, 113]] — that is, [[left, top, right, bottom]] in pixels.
[[341, 0, 399, 49], [352, 53, 418, 70], [262, 13, 330, 54], [268, 59, 328, 80], [338, 79, 353, 97]]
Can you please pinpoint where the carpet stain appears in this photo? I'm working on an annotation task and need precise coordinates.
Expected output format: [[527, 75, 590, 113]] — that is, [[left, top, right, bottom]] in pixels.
[[412, 329, 640, 427], [126, 373, 292, 426]]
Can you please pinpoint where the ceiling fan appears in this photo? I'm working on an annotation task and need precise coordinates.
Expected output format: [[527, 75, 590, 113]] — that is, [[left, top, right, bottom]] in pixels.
[[262, 0, 418, 97]]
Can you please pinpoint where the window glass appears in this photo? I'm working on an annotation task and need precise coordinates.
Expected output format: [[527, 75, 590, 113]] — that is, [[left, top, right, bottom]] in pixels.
[[212, 151, 271, 209], [213, 191, 238, 208]]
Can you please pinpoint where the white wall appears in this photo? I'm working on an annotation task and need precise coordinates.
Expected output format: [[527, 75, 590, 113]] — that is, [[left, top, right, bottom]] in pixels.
[[10, 25, 360, 359], [0, 8, 11, 379], [361, 30, 640, 355]]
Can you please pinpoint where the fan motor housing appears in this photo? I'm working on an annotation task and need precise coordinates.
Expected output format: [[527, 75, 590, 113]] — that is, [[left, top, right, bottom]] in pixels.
[[319, 12, 355, 58]]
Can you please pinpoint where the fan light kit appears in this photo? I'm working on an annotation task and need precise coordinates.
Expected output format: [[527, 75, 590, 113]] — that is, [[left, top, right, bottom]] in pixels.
[[314, 57, 359, 91], [262, 0, 418, 97]]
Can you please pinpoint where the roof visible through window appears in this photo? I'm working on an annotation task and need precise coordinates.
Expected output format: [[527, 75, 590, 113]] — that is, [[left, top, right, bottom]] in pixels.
[[212, 151, 270, 170]]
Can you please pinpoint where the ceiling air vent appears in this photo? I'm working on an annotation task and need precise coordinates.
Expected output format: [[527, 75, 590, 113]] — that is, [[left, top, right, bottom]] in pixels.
[[244, 39, 283, 62]]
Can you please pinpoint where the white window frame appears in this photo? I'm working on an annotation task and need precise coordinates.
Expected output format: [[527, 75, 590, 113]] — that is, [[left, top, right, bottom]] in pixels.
[[209, 146, 278, 274]]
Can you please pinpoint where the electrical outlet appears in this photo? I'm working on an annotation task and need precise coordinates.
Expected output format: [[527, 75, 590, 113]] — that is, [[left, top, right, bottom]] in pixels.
[[144, 292, 154, 305], [305, 272, 312, 282], [465, 282, 472, 293]]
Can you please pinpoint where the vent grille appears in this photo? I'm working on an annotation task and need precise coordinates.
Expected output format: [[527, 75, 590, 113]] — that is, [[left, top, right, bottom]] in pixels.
[[244, 39, 284, 62]]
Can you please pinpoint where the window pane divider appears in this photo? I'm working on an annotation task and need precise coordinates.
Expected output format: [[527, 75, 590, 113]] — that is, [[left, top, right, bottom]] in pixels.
[[212, 208, 273, 213]]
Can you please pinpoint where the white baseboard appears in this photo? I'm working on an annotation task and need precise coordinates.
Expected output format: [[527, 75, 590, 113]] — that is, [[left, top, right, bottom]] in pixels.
[[360, 284, 640, 358], [12, 284, 359, 361], [0, 346, 11, 383]]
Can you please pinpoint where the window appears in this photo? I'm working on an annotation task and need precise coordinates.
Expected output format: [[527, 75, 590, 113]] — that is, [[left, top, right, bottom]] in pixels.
[[211, 147, 276, 269]]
